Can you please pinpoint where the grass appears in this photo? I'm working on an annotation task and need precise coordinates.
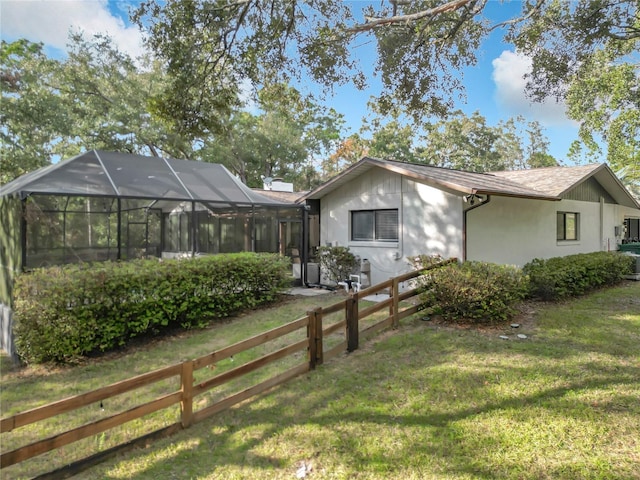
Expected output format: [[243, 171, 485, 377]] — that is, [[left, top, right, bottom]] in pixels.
[[2, 283, 640, 479]]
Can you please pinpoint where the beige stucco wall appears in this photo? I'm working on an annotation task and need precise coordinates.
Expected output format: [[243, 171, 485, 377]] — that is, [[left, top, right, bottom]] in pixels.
[[466, 196, 640, 266], [319, 169, 463, 285], [318, 167, 640, 282]]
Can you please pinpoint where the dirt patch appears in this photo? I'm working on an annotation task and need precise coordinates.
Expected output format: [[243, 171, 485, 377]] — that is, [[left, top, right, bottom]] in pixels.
[[417, 300, 544, 338]]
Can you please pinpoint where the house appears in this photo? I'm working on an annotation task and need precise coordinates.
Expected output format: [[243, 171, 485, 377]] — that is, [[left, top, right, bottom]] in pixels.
[[300, 158, 640, 286]]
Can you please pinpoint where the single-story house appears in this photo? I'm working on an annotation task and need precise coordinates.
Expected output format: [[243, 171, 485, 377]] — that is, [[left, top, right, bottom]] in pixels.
[[300, 158, 640, 286]]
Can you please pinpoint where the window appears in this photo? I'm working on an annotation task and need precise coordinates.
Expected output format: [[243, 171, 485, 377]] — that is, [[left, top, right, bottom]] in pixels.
[[557, 212, 579, 241], [351, 209, 398, 242], [625, 218, 639, 242]]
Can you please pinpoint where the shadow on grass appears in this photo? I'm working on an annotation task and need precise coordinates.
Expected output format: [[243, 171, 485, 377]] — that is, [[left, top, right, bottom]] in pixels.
[[15, 283, 640, 479], [85, 345, 639, 480]]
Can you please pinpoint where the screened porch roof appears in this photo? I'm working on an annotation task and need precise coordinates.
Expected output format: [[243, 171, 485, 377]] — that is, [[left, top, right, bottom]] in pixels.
[[0, 150, 293, 208]]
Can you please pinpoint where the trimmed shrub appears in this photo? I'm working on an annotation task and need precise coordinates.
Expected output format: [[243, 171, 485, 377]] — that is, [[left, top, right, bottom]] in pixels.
[[523, 251, 634, 301], [316, 246, 359, 285], [415, 259, 529, 324], [13, 253, 290, 364]]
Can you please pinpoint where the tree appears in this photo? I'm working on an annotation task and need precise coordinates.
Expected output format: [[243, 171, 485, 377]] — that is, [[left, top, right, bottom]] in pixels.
[[1, 40, 68, 183], [421, 111, 503, 172], [1, 35, 200, 185], [565, 47, 638, 177], [135, 0, 638, 173], [323, 110, 558, 174], [492, 116, 557, 170], [363, 108, 420, 164], [55, 33, 195, 160], [1, 33, 345, 188], [321, 133, 369, 179], [512, 1, 639, 178], [348, 110, 555, 173], [202, 84, 343, 189]]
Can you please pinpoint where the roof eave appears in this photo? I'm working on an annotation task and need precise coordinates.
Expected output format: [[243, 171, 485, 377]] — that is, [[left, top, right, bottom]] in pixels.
[[300, 157, 478, 201], [472, 190, 559, 201]]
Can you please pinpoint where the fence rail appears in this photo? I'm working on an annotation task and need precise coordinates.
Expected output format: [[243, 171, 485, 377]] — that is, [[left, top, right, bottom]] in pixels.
[[0, 258, 455, 477]]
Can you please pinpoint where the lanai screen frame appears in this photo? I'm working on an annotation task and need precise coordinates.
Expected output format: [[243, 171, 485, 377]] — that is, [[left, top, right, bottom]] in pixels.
[[16, 194, 303, 265], [0, 151, 304, 304]]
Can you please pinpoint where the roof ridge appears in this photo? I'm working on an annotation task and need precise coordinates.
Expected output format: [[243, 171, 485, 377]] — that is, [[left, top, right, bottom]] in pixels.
[[366, 157, 502, 177]]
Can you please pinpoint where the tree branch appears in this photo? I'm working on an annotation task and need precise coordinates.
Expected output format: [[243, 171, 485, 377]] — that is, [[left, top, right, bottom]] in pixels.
[[489, 0, 545, 31], [346, 0, 477, 33]]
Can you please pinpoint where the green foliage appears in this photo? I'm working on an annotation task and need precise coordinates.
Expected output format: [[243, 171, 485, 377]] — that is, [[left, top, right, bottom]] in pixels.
[[202, 84, 343, 190], [135, 0, 636, 176], [316, 246, 359, 285], [0, 40, 67, 183], [358, 110, 555, 172], [1, 35, 342, 189], [133, 1, 355, 137], [415, 259, 529, 324], [12, 253, 290, 364], [514, 2, 638, 174], [523, 252, 633, 301], [1, 36, 195, 184], [321, 133, 369, 179]]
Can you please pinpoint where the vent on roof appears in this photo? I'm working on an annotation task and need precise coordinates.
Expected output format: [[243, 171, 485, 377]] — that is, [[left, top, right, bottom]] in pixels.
[[263, 177, 294, 192]]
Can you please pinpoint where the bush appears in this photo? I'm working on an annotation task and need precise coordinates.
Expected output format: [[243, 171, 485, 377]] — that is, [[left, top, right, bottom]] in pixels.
[[523, 251, 633, 301], [316, 246, 359, 285], [13, 253, 290, 364], [415, 259, 529, 324]]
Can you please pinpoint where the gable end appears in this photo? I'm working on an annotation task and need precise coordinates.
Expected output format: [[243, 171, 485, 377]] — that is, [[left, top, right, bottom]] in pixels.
[[561, 177, 615, 203]]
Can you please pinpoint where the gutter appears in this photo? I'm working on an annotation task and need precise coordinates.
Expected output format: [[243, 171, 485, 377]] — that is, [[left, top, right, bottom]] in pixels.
[[462, 194, 491, 262]]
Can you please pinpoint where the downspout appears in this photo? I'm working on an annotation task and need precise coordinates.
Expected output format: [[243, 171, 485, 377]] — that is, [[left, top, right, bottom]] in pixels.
[[302, 205, 309, 286], [117, 198, 122, 260], [251, 205, 256, 252], [600, 196, 604, 251], [63, 196, 70, 263], [462, 195, 491, 262], [191, 201, 197, 257], [20, 195, 27, 272]]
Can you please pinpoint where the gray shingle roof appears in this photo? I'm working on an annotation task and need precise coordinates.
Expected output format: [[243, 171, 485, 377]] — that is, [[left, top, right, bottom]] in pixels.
[[302, 158, 639, 209], [388, 160, 554, 198], [488, 164, 603, 197], [303, 157, 555, 201], [251, 189, 308, 203]]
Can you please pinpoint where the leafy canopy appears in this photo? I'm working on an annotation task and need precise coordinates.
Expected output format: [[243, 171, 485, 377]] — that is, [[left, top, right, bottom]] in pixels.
[[322, 110, 556, 178], [1, 35, 342, 189], [134, 0, 638, 180]]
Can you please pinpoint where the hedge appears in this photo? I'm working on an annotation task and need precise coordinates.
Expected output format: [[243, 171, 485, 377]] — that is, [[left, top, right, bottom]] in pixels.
[[415, 259, 529, 324], [523, 251, 633, 301], [13, 253, 291, 364]]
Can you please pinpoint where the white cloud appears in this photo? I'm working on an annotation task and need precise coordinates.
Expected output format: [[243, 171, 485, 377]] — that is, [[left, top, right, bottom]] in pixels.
[[492, 50, 573, 127], [0, 0, 145, 59]]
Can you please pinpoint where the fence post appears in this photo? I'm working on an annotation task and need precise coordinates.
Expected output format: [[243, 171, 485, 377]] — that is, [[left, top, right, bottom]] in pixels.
[[307, 308, 323, 369], [315, 308, 324, 367], [180, 360, 194, 428], [391, 277, 400, 329], [346, 293, 359, 352]]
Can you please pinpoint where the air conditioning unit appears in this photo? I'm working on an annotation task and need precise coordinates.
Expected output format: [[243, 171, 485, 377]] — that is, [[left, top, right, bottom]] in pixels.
[[306, 263, 320, 284], [623, 254, 640, 280]]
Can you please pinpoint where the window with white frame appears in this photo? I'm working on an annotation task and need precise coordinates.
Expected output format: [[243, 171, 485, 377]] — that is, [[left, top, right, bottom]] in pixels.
[[557, 212, 579, 241], [351, 209, 399, 242]]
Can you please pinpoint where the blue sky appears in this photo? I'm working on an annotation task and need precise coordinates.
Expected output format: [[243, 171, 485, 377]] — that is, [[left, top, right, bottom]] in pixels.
[[0, 0, 583, 162]]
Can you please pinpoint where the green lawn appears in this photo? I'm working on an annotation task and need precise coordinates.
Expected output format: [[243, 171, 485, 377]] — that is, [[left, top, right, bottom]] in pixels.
[[2, 283, 639, 479]]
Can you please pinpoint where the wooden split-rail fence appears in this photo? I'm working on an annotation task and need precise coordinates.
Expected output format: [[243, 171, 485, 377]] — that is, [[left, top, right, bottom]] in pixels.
[[0, 259, 455, 478]]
